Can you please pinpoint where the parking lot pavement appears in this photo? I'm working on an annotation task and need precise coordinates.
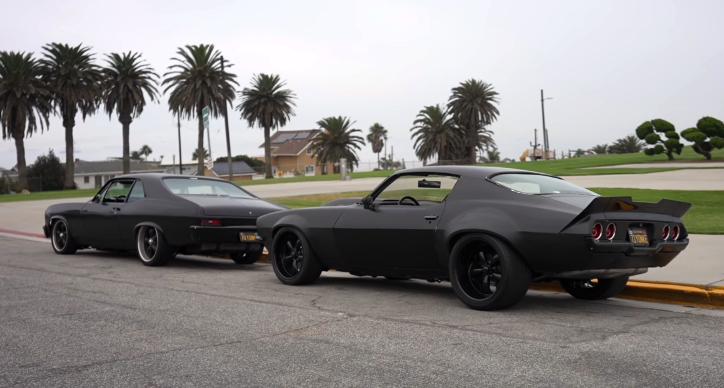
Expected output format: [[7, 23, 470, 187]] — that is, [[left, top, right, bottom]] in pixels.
[[2, 237, 724, 387]]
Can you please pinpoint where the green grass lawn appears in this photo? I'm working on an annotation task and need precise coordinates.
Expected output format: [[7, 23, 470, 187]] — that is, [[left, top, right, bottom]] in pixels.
[[0, 188, 97, 203], [234, 169, 392, 186], [273, 188, 724, 234]]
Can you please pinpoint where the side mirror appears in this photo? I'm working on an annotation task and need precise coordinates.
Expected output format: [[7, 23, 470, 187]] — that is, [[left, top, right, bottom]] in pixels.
[[361, 195, 375, 209]]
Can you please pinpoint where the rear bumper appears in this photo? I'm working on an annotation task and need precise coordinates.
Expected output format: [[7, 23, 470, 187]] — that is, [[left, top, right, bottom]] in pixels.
[[584, 237, 689, 271], [587, 238, 688, 256], [187, 226, 263, 254]]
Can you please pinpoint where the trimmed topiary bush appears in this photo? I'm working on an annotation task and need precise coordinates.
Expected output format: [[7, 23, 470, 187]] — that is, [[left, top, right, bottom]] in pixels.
[[680, 116, 724, 160], [635, 119, 682, 160]]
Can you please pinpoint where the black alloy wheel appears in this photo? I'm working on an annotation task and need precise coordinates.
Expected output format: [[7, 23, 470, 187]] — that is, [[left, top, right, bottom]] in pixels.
[[136, 225, 173, 267], [271, 227, 321, 285], [559, 277, 629, 300], [450, 234, 531, 311], [51, 220, 77, 254]]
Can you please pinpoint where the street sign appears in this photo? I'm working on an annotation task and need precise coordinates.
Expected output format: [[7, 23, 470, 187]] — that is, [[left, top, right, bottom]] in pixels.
[[202, 106, 210, 129]]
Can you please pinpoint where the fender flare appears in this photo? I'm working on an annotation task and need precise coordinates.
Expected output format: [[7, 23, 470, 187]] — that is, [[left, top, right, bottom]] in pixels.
[[133, 222, 165, 238]]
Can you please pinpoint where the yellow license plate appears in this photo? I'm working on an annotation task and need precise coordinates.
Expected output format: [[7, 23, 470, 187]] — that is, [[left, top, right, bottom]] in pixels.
[[240, 233, 258, 242], [628, 228, 649, 246]]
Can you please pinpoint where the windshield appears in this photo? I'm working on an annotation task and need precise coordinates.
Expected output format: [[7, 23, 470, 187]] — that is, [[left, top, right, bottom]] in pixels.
[[490, 173, 596, 195], [162, 178, 254, 198]]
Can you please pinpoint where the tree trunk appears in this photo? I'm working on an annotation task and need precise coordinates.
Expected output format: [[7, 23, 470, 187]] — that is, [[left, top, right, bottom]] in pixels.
[[197, 106, 205, 176], [120, 113, 132, 174], [376, 152, 380, 170], [264, 126, 273, 179], [705, 152, 712, 160], [666, 150, 674, 160], [13, 132, 28, 191], [468, 120, 478, 165], [63, 116, 75, 190]]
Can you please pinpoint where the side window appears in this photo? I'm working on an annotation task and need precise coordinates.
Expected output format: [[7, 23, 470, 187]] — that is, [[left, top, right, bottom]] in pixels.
[[127, 181, 145, 203], [103, 181, 134, 203], [375, 174, 459, 203]]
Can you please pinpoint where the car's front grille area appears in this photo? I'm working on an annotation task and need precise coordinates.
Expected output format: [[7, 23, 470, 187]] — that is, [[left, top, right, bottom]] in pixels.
[[221, 218, 257, 227]]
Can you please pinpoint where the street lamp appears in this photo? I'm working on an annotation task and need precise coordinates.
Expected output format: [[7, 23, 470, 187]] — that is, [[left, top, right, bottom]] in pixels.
[[540, 90, 553, 160]]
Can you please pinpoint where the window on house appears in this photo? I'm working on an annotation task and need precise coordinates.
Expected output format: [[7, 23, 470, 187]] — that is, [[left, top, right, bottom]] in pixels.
[[305, 165, 315, 174], [306, 147, 314, 156], [83, 176, 89, 184]]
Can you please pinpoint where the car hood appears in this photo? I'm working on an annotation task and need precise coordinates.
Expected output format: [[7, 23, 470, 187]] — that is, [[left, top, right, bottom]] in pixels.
[[180, 196, 287, 217]]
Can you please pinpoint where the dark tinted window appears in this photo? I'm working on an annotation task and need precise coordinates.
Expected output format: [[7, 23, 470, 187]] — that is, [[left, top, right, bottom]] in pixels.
[[128, 181, 145, 203]]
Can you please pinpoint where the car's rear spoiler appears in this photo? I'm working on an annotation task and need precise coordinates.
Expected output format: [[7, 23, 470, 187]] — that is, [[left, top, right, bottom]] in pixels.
[[563, 196, 691, 230]]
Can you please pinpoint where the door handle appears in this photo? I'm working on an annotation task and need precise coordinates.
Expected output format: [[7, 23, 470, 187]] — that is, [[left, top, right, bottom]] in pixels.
[[424, 215, 438, 220]]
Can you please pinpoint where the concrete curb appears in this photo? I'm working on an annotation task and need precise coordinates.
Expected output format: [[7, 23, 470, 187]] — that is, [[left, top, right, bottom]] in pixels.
[[0, 228, 45, 239], [530, 280, 724, 309]]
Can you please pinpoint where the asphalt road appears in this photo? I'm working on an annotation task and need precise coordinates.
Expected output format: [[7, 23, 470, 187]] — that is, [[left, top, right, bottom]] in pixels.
[[2, 236, 724, 387]]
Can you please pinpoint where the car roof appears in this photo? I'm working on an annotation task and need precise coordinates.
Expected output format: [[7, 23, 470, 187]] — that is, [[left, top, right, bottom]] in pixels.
[[111, 173, 227, 181], [390, 165, 554, 179]]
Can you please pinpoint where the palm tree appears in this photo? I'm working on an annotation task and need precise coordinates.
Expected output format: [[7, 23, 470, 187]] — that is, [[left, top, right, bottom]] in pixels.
[[592, 144, 609, 155], [609, 135, 645, 154], [139, 144, 153, 161], [366, 123, 388, 169], [0, 52, 53, 190], [236, 73, 296, 179], [163, 44, 237, 176], [447, 79, 500, 164], [192, 147, 208, 160], [101, 52, 159, 173], [410, 105, 461, 164], [310, 116, 365, 171], [40, 43, 102, 189], [479, 147, 501, 163], [130, 150, 141, 160]]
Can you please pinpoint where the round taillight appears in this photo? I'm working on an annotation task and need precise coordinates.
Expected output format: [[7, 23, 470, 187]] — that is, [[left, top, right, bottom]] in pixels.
[[662, 225, 670, 240], [605, 223, 616, 240], [592, 223, 603, 240], [672, 225, 680, 241]]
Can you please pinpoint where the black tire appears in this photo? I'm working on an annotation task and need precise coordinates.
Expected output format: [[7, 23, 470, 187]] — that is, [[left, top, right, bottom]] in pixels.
[[271, 227, 322, 285], [560, 277, 629, 300], [231, 249, 263, 265], [136, 226, 174, 267], [449, 234, 531, 311], [51, 220, 77, 254]]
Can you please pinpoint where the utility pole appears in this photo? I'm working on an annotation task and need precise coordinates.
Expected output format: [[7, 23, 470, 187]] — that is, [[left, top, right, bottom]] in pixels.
[[390, 146, 394, 169], [540, 90, 552, 160], [206, 126, 212, 160], [530, 128, 540, 161], [384, 142, 388, 170], [177, 114, 182, 174], [221, 56, 233, 181]]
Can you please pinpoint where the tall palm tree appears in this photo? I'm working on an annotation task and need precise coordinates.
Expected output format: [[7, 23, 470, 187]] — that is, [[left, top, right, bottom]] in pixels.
[[310, 116, 365, 171], [192, 147, 208, 161], [236, 73, 296, 179], [447, 79, 500, 164], [410, 105, 461, 164], [366, 123, 388, 169], [101, 52, 159, 173], [0, 52, 53, 190], [139, 144, 153, 161], [479, 147, 501, 163], [163, 44, 237, 176], [40, 43, 102, 189], [592, 144, 609, 155]]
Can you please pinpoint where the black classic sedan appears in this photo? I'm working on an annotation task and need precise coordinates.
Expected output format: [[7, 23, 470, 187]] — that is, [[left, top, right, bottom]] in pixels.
[[44, 174, 286, 266], [257, 166, 690, 310]]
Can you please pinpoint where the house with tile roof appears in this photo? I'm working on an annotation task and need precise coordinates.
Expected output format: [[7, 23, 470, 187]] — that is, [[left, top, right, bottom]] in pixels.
[[256, 130, 335, 176]]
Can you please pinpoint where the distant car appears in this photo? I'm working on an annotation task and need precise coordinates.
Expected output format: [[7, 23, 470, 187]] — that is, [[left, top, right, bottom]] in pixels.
[[257, 166, 690, 311], [43, 174, 286, 266]]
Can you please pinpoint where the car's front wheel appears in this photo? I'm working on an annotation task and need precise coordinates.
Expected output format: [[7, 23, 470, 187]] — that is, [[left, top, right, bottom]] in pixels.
[[136, 226, 174, 267], [231, 249, 263, 265], [271, 227, 321, 285], [559, 277, 629, 300], [51, 220, 77, 254], [449, 234, 531, 311]]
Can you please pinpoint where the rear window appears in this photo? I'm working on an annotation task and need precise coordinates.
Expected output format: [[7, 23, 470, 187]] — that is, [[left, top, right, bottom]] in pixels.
[[163, 178, 254, 198], [490, 173, 596, 195]]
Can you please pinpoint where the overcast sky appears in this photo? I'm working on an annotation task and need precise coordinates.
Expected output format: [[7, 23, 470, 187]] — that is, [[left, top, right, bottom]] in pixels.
[[2, 0, 723, 169]]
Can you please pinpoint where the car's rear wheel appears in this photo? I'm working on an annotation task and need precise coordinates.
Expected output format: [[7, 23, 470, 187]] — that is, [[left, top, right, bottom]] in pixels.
[[271, 227, 321, 285], [559, 277, 629, 300], [449, 234, 531, 311], [51, 220, 77, 254], [136, 226, 173, 267], [231, 249, 263, 265]]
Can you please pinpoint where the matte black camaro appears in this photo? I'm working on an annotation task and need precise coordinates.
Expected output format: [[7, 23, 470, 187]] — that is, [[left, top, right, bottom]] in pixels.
[[257, 166, 690, 310], [44, 174, 286, 266]]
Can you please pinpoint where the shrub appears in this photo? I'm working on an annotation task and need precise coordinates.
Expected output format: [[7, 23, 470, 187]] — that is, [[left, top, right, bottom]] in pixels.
[[635, 119, 682, 160], [27, 149, 65, 191], [680, 117, 724, 160]]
